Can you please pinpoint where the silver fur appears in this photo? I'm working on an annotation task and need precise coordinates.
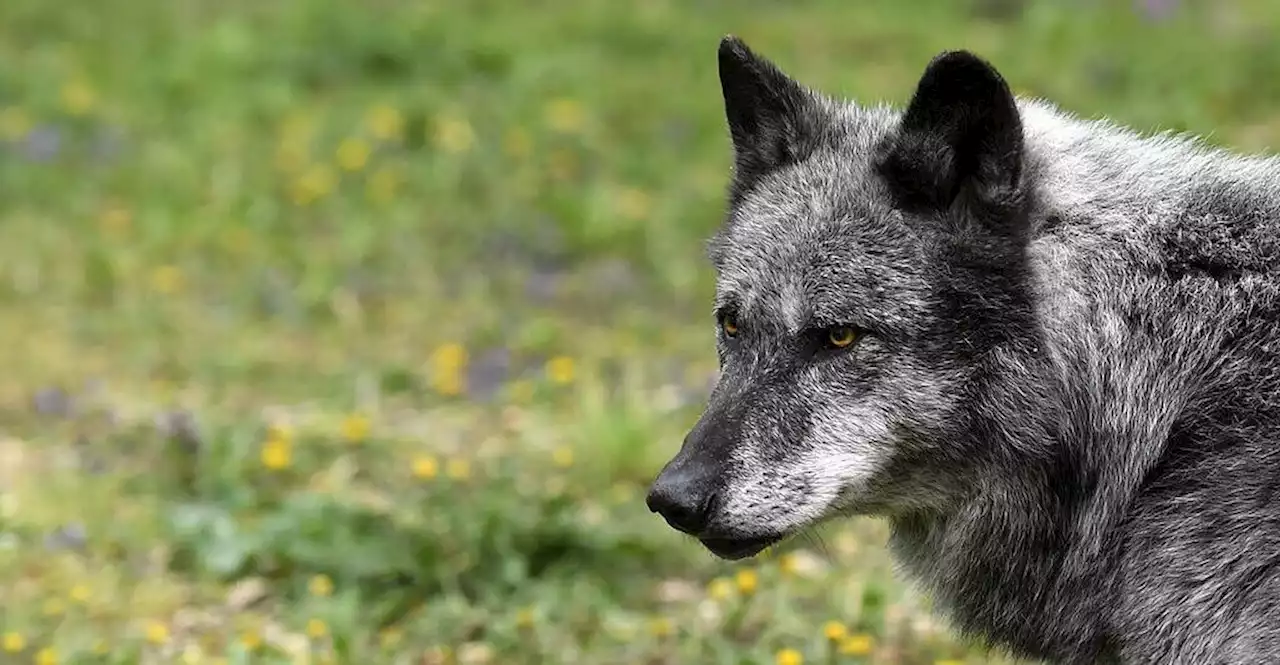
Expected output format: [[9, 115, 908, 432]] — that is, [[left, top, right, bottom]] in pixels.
[[646, 37, 1280, 664]]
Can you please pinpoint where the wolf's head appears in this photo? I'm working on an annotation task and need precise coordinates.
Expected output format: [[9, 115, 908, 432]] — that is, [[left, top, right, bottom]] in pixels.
[[646, 37, 1044, 560]]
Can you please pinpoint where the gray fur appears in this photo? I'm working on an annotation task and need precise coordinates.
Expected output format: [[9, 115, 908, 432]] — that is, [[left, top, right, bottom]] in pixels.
[[645, 36, 1280, 664]]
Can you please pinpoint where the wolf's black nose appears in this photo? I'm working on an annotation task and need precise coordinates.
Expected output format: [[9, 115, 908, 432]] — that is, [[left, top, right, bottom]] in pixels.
[[646, 462, 715, 535]]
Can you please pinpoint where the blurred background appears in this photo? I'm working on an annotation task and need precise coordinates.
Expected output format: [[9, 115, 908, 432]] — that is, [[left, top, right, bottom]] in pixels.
[[0, 0, 1277, 662]]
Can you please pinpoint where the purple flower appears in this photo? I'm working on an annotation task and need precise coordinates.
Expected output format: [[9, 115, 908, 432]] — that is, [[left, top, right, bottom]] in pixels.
[[1138, 0, 1177, 21]]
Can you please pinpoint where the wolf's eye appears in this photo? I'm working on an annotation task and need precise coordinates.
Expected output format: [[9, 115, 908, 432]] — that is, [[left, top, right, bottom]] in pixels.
[[826, 326, 857, 349], [720, 314, 740, 337]]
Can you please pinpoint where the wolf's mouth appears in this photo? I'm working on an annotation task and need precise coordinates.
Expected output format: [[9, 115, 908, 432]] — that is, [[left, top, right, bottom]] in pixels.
[[699, 534, 783, 560]]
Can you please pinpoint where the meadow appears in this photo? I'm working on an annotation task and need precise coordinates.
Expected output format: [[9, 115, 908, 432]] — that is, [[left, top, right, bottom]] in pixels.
[[2, 0, 1280, 663]]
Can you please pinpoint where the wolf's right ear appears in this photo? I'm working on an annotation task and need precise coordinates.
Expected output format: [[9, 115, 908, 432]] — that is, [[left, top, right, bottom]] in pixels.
[[718, 36, 821, 201]]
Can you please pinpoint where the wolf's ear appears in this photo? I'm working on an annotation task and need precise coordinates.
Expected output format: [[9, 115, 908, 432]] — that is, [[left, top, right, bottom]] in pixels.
[[718, 36, 821, 199], [876, 51, 1024, 218]]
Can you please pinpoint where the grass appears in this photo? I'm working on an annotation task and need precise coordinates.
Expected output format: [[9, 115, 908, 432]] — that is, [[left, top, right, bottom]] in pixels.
[[2, 0, 1280, 662]]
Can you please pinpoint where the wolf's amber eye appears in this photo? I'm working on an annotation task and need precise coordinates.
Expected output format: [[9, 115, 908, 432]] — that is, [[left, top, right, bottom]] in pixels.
[[827, 326, 857, 349], [721, 315, 739, 337]]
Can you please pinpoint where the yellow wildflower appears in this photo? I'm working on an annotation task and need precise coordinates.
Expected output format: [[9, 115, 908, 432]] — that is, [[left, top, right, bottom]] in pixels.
[[545, 356, 575, 385], [2, 632, 24, 652], [552, 446, 574, 468], [240, 628, 263, 651], [822, 621, 847, 642], [99, 205, 132, 236], [69, 584, 91, 604], [146, 620, 170, 645], [379, 627, 404, 648], [306, 618, 328, 639], [336, 137, 371, 172], [839, 633, 874, 656], [430, 343, 468, 396], [777, 552, 800, 577], [514, 607, 536, 629], [309, 574, 334, 597], [413, 455, 440, 480], [647, 617, 673, 638], [42, 598, 65, 617], [365, 104, 405, 142], [433, 114, 474, 154], [35, 647, 58, 665], [0, 106, 31, 140], [291, 164, 336, 206], [446, 458, 471, 480], [775, 648, 803, 665], [616, 187, 653, 221], [60, 80, 96, 116], [734, 568, 758, 595], [260, 439, 292, 470], [707, 577, 734, 601], [150, 264, 184, 295], [340, 413, 371, 443], [544, 98, 586, 134]]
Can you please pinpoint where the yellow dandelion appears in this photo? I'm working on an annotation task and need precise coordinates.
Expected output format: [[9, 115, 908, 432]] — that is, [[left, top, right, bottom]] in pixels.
[[775, 648, 803, 665], [839, 633, 874, 656], [545, 356, 575, 385], [99, 206, 132, 236], [306, 618, 328, 639], [379, 627, 404, 649], [616, 187, 653, 221], [430, 343, 468, 396], [150, 264, 184, 295], [822, 621, 847, 642], [432, 114, 475, 154], [544, 98, 586, 134], [0, 106, 31, 141], [146, 620, 170, 645], [35, 647, 57, 665], [365, 104, 405, 142], [734, 568, 759, 595], [260, 439, 292, 470], [413, 455, 440, 480], [2, 631, 25, 652], [340, 413, 371, 443], [42, 598, 65, 617], [69, 584, 92, 604], [552, 446, 574, 468], [503, 128, 532, 159], [60, 79, 97, 116], [933, 660, 965, 665], [336, 137, 371, 172], [240, 628, 263, 651], [647, 617, 673, 638], [707, 577, 734, 601], [366, 166, 401, 205], [446, 458, 471, 480], [309, 574, 334, 597], [291, 164, 337, 206], [777, 551, 800, 577], [514, 606, 536, 629]]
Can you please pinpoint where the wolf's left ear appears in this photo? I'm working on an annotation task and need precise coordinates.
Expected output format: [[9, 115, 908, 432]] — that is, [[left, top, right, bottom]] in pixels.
[[718, 36, 823, 201], [876, 51, 1024, 220]]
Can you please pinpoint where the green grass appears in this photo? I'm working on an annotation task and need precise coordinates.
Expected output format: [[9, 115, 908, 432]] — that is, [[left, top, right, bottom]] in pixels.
[[2, 0, 1280, 662]]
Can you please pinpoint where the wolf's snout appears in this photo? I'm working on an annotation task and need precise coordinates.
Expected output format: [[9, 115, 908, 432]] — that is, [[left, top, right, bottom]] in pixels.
[[645, 453, 717, 536]]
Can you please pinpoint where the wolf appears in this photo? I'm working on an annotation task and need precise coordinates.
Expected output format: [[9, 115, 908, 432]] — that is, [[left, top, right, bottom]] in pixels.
[[645, 36, 1280, 665]]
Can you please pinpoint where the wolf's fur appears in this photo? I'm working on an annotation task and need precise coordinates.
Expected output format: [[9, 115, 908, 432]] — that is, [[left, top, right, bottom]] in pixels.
[[645, 37, 1280, 664]]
